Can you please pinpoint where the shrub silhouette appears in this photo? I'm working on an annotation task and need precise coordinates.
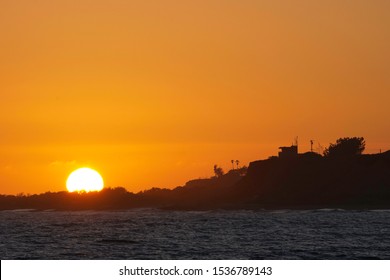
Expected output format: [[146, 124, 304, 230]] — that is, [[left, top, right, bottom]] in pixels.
[[324, 137, 365, 157], [213, 164, 224, 177]]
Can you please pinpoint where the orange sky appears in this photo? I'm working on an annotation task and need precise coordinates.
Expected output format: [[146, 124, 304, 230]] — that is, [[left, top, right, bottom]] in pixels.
[[1, 0, 390, 194]]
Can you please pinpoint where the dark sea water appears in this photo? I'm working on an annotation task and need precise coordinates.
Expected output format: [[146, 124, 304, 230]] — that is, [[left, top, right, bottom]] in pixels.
[[1, 209, 390, 259]]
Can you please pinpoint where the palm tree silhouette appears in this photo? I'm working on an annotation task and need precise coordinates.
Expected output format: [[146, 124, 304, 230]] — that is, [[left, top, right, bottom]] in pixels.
[[235, 160, 240, 169], [231, 160, 234, 170]]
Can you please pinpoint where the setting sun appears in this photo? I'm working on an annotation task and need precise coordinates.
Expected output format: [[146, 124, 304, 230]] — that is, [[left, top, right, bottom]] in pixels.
[[66, 168, 104, 193]]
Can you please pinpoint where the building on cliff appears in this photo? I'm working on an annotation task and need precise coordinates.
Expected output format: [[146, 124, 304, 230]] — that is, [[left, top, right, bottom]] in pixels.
[[278, 145, 298, 159]]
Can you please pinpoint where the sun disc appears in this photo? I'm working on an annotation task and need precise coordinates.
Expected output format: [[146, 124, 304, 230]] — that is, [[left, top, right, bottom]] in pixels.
[[66, 168, 104, 193]]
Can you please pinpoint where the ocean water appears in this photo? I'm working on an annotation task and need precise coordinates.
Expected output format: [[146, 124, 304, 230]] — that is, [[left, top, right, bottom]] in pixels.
[[1, 209, 390, 259]]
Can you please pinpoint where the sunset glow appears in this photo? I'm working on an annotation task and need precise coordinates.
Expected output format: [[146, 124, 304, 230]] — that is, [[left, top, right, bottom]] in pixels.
[[0, 0, 389, 195]]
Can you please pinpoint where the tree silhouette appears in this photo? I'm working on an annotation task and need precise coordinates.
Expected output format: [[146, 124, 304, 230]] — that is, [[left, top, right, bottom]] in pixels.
[[213, 164, 224, 177], [237, 165, 248, 176], [324, 137, 365, 157], [235, 160, 240, 169]]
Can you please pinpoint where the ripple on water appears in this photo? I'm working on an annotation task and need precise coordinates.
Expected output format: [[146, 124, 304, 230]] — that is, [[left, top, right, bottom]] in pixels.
[[1, 210, 390, 259]]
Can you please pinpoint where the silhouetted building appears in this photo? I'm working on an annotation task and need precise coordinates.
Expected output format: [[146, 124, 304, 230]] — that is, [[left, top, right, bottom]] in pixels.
[[278, 145, 298, 159]]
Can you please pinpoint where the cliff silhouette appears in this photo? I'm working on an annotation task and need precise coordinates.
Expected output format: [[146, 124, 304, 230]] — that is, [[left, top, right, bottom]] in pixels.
[[1, 138, 390, 210], [231, 151, 390, 209]]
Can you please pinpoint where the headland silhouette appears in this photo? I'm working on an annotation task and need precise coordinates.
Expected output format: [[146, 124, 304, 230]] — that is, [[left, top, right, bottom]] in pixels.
[[1, 137, 390, 211]]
